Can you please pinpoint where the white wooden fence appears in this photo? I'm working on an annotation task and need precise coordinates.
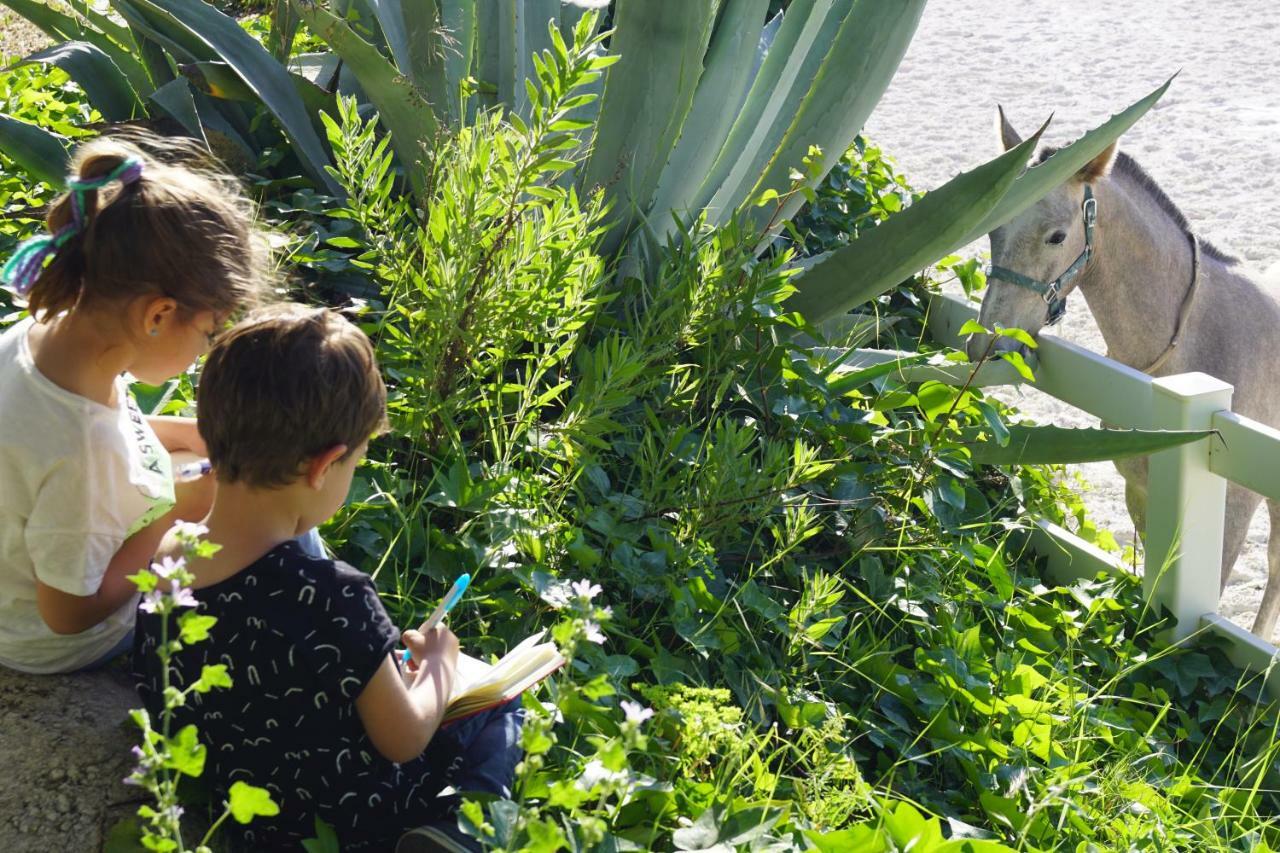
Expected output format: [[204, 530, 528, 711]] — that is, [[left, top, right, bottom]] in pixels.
[[831, 292, 1280, 699]]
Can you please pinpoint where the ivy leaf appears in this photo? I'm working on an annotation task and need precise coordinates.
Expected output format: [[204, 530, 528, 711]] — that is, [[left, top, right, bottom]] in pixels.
[[192, 664, 233, 694], [162, 725, 206, 777], [300, 817, 340, 853], [178, 612, 218, 644], [227, 781, 280, 824]]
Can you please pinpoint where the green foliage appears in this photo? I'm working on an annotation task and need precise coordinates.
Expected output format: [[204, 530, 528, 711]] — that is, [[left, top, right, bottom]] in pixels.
[[312, 44, 1280, 853]]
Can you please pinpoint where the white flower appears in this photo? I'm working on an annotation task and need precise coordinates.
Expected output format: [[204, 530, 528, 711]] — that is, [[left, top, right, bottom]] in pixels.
[[571, 579, 602, 602], [564, 0, 610, 8], [582, 620, 606, 645], [172, 521, 209, 540], [540, 582, 573, 610], [151, 555, 186, 579], [169, 580, 198, 609], [620, 699, 654, 727]]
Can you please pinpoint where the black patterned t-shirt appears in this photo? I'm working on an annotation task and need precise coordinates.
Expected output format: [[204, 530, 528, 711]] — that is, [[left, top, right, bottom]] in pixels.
[[133, 540, 464, 850]]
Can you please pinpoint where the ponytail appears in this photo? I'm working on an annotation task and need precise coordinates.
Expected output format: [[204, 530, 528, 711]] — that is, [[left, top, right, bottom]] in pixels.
[[2, 133, 269, 322]]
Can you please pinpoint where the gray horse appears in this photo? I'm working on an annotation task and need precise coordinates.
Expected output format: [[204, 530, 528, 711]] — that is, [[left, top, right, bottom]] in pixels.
[[968, 110, 1280, 638]]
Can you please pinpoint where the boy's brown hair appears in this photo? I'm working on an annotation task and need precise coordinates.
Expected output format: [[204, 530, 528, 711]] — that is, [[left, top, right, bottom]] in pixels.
[[27, 133, 268, 320], [197, 304, 387, 488]]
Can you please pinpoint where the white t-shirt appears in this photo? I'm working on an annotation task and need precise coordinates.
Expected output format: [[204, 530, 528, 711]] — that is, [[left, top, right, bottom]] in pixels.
[[0, 318, 174, 673]]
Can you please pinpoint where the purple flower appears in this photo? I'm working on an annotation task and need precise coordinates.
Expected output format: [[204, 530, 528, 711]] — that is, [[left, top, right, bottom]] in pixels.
[[139, 590, 164, 614]]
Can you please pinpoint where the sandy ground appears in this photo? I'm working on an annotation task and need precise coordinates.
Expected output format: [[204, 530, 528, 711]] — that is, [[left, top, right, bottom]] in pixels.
[[865, 0, 1280, 639]]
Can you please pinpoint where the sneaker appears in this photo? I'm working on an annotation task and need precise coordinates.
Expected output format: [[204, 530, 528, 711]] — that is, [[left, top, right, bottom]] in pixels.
[[396, 822, 484, 853]]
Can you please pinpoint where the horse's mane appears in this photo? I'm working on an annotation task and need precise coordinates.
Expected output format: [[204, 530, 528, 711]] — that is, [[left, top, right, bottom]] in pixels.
[[1035, 146, 1239, 265]]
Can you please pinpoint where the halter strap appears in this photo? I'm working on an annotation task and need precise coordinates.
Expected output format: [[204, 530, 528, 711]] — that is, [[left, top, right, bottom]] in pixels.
[[1, 155, 144, 297], [988, 185, 1097, 326], [1140, 231, 1202, 374]]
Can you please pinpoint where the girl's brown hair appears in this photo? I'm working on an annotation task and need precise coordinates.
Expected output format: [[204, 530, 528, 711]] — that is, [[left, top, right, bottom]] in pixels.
[[25, 132, 270, 321]]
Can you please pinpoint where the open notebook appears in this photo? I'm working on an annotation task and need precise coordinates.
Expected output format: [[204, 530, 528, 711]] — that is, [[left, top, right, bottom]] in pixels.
[[443, 630, 566, 723]]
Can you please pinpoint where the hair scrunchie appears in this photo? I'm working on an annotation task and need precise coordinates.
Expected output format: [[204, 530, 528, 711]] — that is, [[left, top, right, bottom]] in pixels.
[[1, 155, 145, 297]]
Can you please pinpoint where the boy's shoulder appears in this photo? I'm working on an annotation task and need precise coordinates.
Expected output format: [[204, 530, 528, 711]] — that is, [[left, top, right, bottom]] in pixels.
[[213, 541, 388, 626]]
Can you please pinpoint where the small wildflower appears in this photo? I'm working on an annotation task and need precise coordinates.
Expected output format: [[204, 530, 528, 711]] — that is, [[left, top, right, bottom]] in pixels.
[[582, 621, 606, 645], [173, 521, 209, 540], [571, 579, 602, 601], [151, 556, 185, 579], [564, 0, 609, 7], [139, 590, 164, 614], [541, 583, 573, 610], [620, 700, 654, 727], [169, 580, 198, 609]]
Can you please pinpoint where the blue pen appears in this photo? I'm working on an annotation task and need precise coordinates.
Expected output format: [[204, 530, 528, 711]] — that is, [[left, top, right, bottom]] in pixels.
[[402, 573, 471, 665]]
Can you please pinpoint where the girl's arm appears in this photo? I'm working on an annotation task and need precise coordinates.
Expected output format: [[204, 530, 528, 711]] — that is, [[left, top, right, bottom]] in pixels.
[[35, 515, 169, 634], [34, 475, 215, 635], [147, 416, 207, 456], [355, 625, 459, 764]]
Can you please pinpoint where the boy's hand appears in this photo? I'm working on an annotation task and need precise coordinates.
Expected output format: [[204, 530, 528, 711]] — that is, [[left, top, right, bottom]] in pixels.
[[401, 625, 459, 686]]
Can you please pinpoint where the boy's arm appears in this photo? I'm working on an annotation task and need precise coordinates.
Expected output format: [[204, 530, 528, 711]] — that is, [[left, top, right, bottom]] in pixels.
[[356, 626, 459, 764], [35, 517, 168, 635]]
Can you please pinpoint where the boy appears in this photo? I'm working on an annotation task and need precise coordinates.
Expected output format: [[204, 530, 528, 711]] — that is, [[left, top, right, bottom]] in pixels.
[[133, 304, 521, 851]]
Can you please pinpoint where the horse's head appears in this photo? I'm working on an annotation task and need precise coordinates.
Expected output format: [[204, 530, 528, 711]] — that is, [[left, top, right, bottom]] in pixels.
[[966, 108, 1119, 361]]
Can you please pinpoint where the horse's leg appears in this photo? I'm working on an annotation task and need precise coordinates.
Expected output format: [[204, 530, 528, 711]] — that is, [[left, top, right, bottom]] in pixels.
[[1114, 455, 1148, 546], [1251, 499, 1280, 638], [1221, 484, 1260, 588]]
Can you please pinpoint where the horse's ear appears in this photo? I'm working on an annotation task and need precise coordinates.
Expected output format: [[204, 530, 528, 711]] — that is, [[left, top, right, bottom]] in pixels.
[[1076, 141, 1118, 183], [997, 105, 1023, 152]]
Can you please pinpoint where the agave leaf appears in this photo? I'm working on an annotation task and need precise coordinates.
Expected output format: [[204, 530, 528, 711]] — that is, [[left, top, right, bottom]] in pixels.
[[62, 0, 155, 91], [701, 0, 850, 226], [0, 0, 84, 41], [109, 0, 214, 64], [269, 0, 301, 61], [472, 0, 501, 115], [289, 52, 341, 90], [12, 42, 144, 121], [648, 0, 770, 228], [963, 425, 1213, 466], [749, 0, 925, 235], [515, 0, 558, 117], [120, 0, 337, 192], [440, 0, 475, 116], [680, 0, 818, 221], [179, 61, 336, 124], [0, 113, 71, 187], [959, 77, 1173, 246], [147, 76, 205, 140], [1, 0, 152, 91], [786, 126, 1044, 323], [579, 0, 719, 252], [368, 0, 455, 122], [292, 0, 437, 198]]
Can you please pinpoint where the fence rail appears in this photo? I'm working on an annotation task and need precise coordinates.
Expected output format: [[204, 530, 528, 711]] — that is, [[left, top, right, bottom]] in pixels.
[[831, 292, 1280, 699]]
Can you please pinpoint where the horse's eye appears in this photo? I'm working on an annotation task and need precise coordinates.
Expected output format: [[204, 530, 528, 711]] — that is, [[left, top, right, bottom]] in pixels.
[[1046, 231, 1067, 245]]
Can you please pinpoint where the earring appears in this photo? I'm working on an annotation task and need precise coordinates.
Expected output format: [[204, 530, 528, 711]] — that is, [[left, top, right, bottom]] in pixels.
[[149, 329, 159, 336]]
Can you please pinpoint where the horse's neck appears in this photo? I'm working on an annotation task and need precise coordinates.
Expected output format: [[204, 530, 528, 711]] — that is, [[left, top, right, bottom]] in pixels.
[[1075, 175, 1194, 371]]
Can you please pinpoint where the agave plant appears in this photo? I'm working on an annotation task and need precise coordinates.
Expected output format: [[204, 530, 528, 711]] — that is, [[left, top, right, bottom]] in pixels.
[[0, 0, 1169, 327]]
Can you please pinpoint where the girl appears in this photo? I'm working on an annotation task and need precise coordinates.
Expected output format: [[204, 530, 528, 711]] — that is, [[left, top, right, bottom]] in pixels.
[[0, 135, 268, 674]]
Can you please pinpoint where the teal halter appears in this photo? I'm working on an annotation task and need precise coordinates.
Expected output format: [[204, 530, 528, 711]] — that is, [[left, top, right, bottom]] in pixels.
[[988, 185, 1097, 326]]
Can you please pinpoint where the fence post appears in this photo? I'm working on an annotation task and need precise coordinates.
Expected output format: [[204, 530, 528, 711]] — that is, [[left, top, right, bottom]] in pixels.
[[1144, 372, 1232, 641]]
